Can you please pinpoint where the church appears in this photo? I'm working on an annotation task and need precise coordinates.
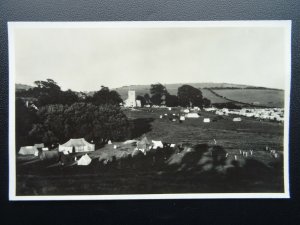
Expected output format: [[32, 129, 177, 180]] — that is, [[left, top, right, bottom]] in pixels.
[[124, 90, 141, 107]]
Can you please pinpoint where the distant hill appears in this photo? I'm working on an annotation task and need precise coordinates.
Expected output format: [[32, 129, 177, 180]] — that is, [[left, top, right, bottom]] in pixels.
[[15, 83, 33, 91], [114, 83, 274, 100], [15, 82, 284, 107], [114, 83, 284, 107]]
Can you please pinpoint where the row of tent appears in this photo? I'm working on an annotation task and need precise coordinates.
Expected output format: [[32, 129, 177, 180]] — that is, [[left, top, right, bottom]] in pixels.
[[18, 143, 48, 156], [18, 138, 95, 156]]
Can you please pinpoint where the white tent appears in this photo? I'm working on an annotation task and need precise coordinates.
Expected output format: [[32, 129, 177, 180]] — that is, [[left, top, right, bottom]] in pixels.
[[77, 154, 92, 166], [18, 146, 38, 155], [152, 140, 164, 149], [233, 117, 242, 122], [58, 146, 73, 154], [59, 138, 95, 154], [180, 116, 185, 121], [203, 118, 211, 123], [185, 113, 200, 118], [123, 140, 138, 144]]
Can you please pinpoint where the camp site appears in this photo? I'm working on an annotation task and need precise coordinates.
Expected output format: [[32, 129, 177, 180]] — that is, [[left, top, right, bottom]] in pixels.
[[15, 81, 285, 196], [11, 23, 289, 198]]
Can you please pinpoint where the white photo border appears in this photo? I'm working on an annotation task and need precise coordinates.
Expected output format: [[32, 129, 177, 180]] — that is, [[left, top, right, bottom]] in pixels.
[[8, 20, 292, 201]]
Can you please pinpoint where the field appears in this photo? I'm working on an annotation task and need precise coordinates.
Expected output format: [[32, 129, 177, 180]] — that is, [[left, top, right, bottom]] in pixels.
[[214, 89, 284, 107], [201, 89, 230, 104], [16, 108, 285, 196]]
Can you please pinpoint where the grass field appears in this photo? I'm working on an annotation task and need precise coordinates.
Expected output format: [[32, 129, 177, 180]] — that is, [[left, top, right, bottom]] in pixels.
[[214, 89, 284, 107], [16, 107, 285, 196]]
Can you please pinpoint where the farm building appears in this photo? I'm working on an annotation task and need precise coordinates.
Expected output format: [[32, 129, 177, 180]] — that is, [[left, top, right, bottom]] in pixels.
[[59, 138, 95, 154]]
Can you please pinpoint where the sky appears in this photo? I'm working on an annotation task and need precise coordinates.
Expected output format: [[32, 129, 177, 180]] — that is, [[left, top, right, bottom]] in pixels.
[[12, 23, 289, 91]]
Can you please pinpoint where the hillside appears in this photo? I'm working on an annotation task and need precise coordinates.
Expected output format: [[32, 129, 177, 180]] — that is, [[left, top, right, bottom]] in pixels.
[[114, 83, 284, 107], [15, 83, 33, 91], [115, 83, 252, 100]]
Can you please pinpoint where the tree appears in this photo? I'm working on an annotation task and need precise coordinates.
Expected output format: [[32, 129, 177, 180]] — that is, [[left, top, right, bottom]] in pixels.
[[92, 86, 123, 106], [149, 83, 169, 106], [202, 98, 211, 107], [136, 95, 146, 107], [144, 93, 151, 105], [17, 79, 80, 106], [177, 85, 203, 107], [15, 99, 38, 150], [34, 79, 61, 91], [165, 94, 179, 107], [150, 94, 162, 105], [60, 89, 79, 105], [150, 83, 168, 96]]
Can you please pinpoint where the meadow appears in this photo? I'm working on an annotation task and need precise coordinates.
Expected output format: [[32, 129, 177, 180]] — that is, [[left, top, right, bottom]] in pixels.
[[214, 89, 284, 107]]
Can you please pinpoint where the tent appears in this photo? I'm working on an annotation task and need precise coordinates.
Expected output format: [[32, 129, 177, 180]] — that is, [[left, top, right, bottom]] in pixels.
[[186, 113, 200, 118], [58, 146, 73, 154], [137, 136, 151, 150], [180, 116, 185, 121], [18, 146, 38, 155], [183, 109, 190, 113], [233, 117, 242, 122], [203, 118, 211, 123], [59, 138, 95, 154], [77, 154, 92, 166], [152, 140, 164, 149], [123, 140, 138, 144]]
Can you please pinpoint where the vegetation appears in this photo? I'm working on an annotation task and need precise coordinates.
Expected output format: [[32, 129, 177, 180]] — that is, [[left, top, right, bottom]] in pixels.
[[213, 102, 242, 109], [136, 95, 146, 106], [149, 83, 169, 105], [16, 79, 79, 106], [31, 103, 130, 146], [89, 86, 123, 106], [16, 99, 38, 148], [16, 79, 130, 150], [177, 85, 204, 107], [141, 83, 209, 108]]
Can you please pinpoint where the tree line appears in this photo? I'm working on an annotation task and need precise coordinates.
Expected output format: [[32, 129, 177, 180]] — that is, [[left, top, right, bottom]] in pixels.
[[136, 83, 211, 108]]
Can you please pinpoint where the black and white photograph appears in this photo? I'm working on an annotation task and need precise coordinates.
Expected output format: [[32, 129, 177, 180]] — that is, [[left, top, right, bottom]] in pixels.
[[9, 21, 291, 200]]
